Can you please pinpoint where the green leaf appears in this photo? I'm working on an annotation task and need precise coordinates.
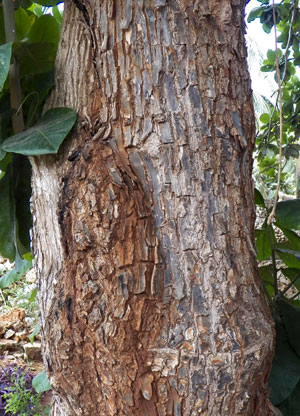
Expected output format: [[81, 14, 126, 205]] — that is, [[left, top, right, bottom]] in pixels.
[[269, 323, 300, 405], [275, 225, 300, 251], [247, 7, 263, 23], [28, 14, 59, 45], [267, 49, 276, 63], [52, 6, 63, 25], [259, 113, 270, 124], [259, 265, 274, 283], [32, 371, 51, 393], [255, 228, 272, 261], [29, 322, 40, 343], [14, 8, 35, 40], [0, 43, 12, 92], [276, 200, 300, 230], [276, 247, 300, 268], [279, 299, 300, 357], [0, 258, 32, 289], [0, 171, 14, 260], [28, 286, 37, 303], [14, 41, 58, 77], [23, 251, 33, 261], [2, 108, 77, 155], [254, 188, 266, 208], [258, 265, 275, 296], [261, 64, 275, 72]]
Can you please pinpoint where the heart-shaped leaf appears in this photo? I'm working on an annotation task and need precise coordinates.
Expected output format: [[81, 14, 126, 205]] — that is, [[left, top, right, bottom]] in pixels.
[[2, 107, 77, 155], [0, 42, 12, 92]]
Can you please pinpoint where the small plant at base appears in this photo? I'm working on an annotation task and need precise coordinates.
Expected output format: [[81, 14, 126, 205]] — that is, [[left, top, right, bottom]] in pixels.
[[0, 364, 49, 416]]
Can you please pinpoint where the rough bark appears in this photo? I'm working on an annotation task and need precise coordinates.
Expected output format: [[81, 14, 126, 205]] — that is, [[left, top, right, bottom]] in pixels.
[[31, 1, 275, 415]]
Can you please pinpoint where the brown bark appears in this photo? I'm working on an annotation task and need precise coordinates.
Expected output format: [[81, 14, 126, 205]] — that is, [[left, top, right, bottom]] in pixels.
[[31, 1, 275, 415]]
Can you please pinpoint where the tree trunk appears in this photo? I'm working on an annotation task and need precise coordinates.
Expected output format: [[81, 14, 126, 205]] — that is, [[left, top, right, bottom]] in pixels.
[[31, 1, 275, 415]]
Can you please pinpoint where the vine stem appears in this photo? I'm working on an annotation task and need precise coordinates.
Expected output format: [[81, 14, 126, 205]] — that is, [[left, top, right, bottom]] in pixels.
[[267, 0, 284, 225]]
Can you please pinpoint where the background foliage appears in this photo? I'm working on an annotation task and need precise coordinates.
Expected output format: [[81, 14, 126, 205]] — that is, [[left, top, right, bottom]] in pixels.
[[0, 0, 75, 286], [250, 0, 300, 414]]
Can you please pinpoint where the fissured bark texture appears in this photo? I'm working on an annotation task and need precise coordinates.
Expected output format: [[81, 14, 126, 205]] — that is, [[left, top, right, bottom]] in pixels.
[[31, 1, 275, 415]]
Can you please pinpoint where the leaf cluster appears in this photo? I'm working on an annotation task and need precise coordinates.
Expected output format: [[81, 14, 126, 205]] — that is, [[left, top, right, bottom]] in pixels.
[[249, 0, 300, 199], [249, 1, 300, 412], [0, 0, 76, 284], [255, 190, 300, 413]]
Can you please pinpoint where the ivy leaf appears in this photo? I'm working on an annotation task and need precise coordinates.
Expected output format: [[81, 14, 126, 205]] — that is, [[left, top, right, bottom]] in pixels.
[[0, 42, 12, 92], [2, 108, 77, 155], [276, 200, 300, 230], [269, 323, 300, 405], [32, 371, 51, 393]]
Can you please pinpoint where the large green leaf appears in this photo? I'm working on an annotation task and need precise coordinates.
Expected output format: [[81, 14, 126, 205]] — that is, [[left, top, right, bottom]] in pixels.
[[279, 299, 300, 357], [14, 41, 58, 77], [0, 258, 32, 289], [276, 200, 300, 230], [14, 8, 35, 40], [269, 323, 300, 405], [0, 171, 14, 260], [2, 108, 77, 155], [28, 14, 59, 44], [32, 371, 51, 393], [0, 43, 12, 92]]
